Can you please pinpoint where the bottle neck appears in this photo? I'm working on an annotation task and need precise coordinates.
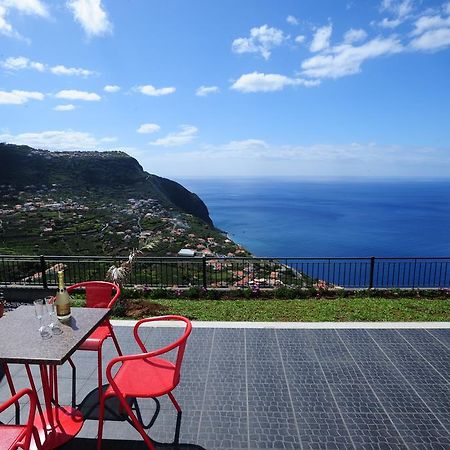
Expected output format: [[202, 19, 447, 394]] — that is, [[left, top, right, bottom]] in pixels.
[[57, 271, 65, 290]]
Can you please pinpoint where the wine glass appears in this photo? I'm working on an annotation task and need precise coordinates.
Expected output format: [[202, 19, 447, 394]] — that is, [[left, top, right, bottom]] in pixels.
[[44, 296, 63, 335], [33, 299, 52, 340]]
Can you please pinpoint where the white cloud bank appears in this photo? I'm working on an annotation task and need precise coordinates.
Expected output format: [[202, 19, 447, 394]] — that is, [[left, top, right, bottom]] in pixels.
[[1, 56, 95, 77], [0, 129, 117, 151], [0, 89, 44, 104], [137, 85, 176, 96], [231, 72, 320, 93], [232, 25, 287, 60], [140, 140, 450, 178], [55, 89, 101, 101], [67, 0, 112, 37], [149, 125, 197, 147]]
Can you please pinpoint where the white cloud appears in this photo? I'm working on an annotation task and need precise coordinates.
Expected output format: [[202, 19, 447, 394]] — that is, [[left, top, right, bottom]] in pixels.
[[380, 0, 413, 18], [196, 85, 219, 96], [379, 17, 402, 28], [408, 10, 450, 51], [411, 14, 450, 36], [149, 125, 198, 147], [67, 0, 112, 37], [50, 65, 94, 77], [0, 0, 48, 40], [0, 6, 14, 36], [137, 123, 160, 134], [2, 56, 30, 70], [53, 104, 75, 111], [1, 56, 95, 76], [0, 129, 118, 151], [55, 89, 101, 101], [343, 28, 368, 44], [295, 35, 306, 44], [377, 0, 413, 28], [137, 85, 176, 96], [232, 25, 287, 60], [104, 84, 120, 93], [2, 0, 49, 17], [286, 15, 299, 26], [310, 24, 333, 52], [410, 27, 450, 51], [141, 141, 450, 178], [231, 72, 320, 93], [301, 37, 403, 79], [445, 2, 450, 15], [211, 139, 269, 152], [0, 89, 44, 104]]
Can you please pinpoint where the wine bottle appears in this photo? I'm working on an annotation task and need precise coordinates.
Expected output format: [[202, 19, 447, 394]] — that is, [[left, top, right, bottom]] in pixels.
[[55, 270, 71, 322]]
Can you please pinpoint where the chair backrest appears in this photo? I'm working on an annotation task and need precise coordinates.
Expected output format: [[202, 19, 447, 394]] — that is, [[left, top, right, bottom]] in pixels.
[[0, 388, 38, 450], [106, 315, 192, 389], [67, 281, 120, 309], [134, 315, 192, 384]]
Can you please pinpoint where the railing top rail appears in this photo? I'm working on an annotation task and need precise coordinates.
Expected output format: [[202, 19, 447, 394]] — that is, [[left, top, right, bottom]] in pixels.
[[1, 254, 450, 261]]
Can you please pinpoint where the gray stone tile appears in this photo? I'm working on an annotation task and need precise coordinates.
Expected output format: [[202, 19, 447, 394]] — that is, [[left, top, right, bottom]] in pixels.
[[341, 412, 405, 449], [371, 384, 431, 415], [329, 384, 385, 415], [296, 409, 354, 449], [249, 410, 300, 449], [198, 410, 248, 449], [390, 413, 450, 449], [319, 361, 366, 384]]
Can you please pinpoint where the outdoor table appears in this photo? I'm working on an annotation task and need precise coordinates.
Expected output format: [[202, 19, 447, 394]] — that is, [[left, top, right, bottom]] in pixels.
[[0, 306, 110, 449]]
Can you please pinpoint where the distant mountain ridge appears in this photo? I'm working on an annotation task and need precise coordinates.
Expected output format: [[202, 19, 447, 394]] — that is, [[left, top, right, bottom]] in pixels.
[[0, 143, 213, 226]]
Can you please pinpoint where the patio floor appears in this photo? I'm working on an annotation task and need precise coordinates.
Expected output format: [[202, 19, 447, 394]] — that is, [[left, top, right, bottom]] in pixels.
[[1, 324, 450, 449]]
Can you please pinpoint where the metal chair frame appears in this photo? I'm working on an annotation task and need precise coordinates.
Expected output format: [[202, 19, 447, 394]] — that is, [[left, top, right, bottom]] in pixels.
[[67, 281, 122, 408], [0, 388, 42, 450], [96, 315, 192, 450]]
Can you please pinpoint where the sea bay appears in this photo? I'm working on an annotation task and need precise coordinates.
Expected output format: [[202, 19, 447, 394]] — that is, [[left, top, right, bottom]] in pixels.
[[180, 178, 450, 258]]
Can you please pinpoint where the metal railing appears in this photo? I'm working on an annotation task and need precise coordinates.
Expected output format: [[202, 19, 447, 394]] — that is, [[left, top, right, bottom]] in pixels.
[[1, 255, 449, 289]]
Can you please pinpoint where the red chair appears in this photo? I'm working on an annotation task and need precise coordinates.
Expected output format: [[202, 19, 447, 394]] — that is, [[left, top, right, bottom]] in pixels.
[[0, 388, 42, 450], [67, 281, 122, 406], [97, 315, 192, 450]]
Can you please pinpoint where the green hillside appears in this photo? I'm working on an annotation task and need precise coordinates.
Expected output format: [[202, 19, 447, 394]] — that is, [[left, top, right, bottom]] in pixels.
[[0, 144, 247, 257]]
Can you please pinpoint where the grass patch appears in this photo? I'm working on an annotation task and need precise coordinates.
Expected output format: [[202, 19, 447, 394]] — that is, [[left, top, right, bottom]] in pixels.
[[109, 297, 450, 322]]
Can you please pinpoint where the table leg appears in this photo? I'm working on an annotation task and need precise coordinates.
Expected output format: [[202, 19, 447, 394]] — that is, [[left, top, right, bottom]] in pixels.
[[22, 363, 84, 450]]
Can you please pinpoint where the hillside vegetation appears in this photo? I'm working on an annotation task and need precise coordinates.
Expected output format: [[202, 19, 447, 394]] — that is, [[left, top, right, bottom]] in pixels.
[[0, 144, 247, 257]]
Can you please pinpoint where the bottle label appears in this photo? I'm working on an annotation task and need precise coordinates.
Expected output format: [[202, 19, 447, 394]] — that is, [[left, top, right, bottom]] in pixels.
[[56, 302, 70, 316]]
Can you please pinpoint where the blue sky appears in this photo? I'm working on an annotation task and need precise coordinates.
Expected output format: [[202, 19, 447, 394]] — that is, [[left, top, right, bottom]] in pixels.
[[0, 0, 450, 178]]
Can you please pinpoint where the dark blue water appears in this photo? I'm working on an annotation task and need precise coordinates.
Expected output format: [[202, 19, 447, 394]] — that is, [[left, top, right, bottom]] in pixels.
[[180, 178, 450, 258]]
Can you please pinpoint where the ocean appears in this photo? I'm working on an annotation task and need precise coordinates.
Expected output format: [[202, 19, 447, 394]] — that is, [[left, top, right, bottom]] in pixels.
[[179, 178, 450, 258]]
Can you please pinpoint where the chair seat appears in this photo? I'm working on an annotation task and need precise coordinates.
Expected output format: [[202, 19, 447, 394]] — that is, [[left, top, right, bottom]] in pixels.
[[106, 357, 177, 398], [79, 323, 111, 351], [0, 425, 27, 449]]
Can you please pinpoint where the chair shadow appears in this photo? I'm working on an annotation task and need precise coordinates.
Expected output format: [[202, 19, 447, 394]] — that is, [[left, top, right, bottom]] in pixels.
[[67, 385, 206, 450], [62, 438, 206, 449]]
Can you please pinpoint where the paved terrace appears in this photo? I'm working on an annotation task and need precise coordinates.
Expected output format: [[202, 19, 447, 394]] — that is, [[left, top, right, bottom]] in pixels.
[[1, 323, 450, 449]]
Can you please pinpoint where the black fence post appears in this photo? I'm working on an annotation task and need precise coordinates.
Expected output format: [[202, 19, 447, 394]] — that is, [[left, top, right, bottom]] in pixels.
[[369, 256, 375, 289], [40, 255, 48, 289], [202, 257, 207, 289]]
